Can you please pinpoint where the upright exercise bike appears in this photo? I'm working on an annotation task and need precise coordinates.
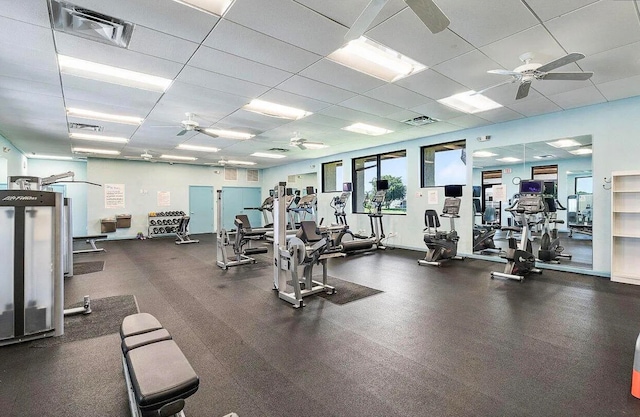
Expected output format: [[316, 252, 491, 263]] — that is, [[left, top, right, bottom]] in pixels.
[[491, 180, 545, 282], [419, 185, 464, 267]]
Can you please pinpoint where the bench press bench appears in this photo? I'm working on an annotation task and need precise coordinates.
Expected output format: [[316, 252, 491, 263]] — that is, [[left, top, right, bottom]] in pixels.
[[120, 313, 238, 417], [73, 234, 107, 254]]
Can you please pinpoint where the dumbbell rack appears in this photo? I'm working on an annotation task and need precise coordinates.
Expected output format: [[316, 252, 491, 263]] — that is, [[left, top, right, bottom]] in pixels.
[[147, 211, 185, 238]]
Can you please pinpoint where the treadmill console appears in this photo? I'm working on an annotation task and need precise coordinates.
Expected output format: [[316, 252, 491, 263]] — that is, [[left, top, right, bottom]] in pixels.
[[371, 190, 386, 203], [442, 197, 461, 216], [517, 180, 545, 213]]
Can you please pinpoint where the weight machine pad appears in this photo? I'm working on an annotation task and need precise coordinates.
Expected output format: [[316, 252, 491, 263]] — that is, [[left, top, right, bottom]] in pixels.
[[120, 313, 163, 339]]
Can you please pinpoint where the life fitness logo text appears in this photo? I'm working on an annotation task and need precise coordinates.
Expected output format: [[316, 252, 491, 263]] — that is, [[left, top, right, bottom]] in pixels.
[[2, 196, 38, 201]]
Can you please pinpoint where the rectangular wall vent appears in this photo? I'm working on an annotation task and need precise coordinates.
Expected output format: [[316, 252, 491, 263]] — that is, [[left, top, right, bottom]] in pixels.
[[402, 115, 440, 126], [224, 167, 238, 181], [287, 175, 296, 183], [247, 169, 259, 182], [50, 0, 134, 48]]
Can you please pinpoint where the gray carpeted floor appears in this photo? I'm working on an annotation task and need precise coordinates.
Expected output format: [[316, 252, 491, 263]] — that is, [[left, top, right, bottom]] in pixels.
[[73, 261, 105, 275]]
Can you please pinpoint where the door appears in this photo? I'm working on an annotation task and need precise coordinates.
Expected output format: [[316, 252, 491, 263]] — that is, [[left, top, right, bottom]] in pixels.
[[221, 187, 262, 230], [189, 186, 214, 234]]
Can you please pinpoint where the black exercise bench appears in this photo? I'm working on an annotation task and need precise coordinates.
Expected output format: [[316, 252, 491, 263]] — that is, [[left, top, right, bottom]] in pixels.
[[120, 313, 238, 417], [73, 234, 107, 254]]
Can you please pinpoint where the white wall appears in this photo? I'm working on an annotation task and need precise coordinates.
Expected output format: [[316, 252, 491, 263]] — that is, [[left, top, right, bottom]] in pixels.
[[262, 95, 640, 276], [86, 159, 261, 238], [0, 133, 27, 179]]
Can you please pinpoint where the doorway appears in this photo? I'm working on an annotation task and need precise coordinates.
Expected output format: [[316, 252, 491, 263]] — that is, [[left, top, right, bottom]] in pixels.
[[221, 187, 262, 230], [188, 186, 214, 234]]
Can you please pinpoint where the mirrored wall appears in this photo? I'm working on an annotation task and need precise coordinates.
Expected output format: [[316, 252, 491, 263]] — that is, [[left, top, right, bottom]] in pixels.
[[472, 135, 593, 271]]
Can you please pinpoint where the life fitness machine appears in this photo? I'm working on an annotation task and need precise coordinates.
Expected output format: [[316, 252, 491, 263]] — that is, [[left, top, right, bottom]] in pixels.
[[418, 184, 464, 267], [491, 180, 545, 282], [1, 175, 93, 346], [272, 182, 342, 308]]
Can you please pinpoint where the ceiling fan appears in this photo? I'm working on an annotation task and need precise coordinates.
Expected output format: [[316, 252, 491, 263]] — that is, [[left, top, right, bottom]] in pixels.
[[152, 113, 219, 138], [124, 150, 158, 162], [345, 0, 449, 41], [478, 52, 594, 100], [290, 133, 326, 150]]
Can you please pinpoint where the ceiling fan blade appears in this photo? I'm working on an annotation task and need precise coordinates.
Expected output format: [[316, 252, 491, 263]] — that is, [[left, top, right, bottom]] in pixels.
[[194, 127, 219, 138], [474, 78, 518, 95], [536, 52, 586, 73], [515, 81, 532, 100], [488, 69, 521, 76], [297, 143, 306, 150], [345, 0, 389, 41], [540, 72, 594, 81], [405, 0, 450, 34], [177, 129, 188, 136]]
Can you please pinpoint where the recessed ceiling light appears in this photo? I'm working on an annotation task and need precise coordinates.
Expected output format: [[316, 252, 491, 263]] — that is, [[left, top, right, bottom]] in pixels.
[[547, 139, 581, 148], [327, 36, 427, 82], [58, 55, 172, 92], [73, 147, 120, 155], [242, 99, 312, 120], [226, 160, 256, 166], [67, 108, 143, 125], [497, 157, 521, 162], [472, 151, 498, 157], [176, 144, 219, 152], [28, 155, 74, 160], [69, 132, 129, 143], [342, 122, 392, 136], [203, 129, 254, 140], [171, 0, 233, 16], [160, 155, 198, 161], [569, 148, 593, 155], [251, 152, 286, 159], [438, 91, 503, 114]]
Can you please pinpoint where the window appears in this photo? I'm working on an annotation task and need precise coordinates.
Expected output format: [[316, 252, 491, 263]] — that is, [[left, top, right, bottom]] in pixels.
[[421, 140, 466, 187], [531, 164, 558, 180], [322, 160, 343, 192], [575, 176, 593, 194], [352, 150, 407, 214]]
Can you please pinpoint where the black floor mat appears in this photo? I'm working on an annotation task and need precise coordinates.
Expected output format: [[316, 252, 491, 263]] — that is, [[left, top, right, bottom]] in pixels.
[[29, 295, 138, 347], [315, 276, 383, 305], [73, 261, 105, 275]]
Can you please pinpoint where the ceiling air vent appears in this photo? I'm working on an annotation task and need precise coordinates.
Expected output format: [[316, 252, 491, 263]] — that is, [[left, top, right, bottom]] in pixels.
[[267, 148, 290, 153], [69, 122, 104, 132], [50, 0, 134, 48], [402, 115, 440, 126]]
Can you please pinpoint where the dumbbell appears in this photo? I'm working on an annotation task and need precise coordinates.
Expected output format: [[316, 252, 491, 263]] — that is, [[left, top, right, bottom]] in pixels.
[[150, 220, 156, 226], [153, 227, 159, 234]]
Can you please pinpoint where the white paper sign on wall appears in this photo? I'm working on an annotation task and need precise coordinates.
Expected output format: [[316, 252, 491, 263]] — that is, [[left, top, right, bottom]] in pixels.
[[157, 191, 171, 207], [492, 184, 507, 202], [105, 184, 125, 209], [427, 189, 439, 205]]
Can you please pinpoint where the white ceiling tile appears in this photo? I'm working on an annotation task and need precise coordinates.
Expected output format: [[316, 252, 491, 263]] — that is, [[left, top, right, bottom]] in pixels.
[[70, 0, 219, 42], [366, 8, 474, 67], [177, 66, 270, 99], [317, 105, 408, 131], [435, 0, 538, 47], [476, 107, 524, 124], [54, 32, 184, 79], [385, 109, 424, 123], [432, 50, 503, 91], [299, 114, 355, 129], [528, 69, 594, 97], [545, 1, 640, 56], [339, 95, 404, 117], [67, 117, 139, 137], [597, 75, 640, 102], [189, 46, 292, 87], [525, 0, 599, 22], [220, 109, 294, 131], [146, 93, 239, 126], [128, 25, 199, 63], [276, 76, 357, 104], [363, 84, 433, 109], [258, 90, 331, 113], [224, 0, 347, 55], [396, 69, 468, 100], [64, 98, 152, 117], [505, 97, 563, 118], [61, 75, 164, 110], [0, 0, 50, 27], [580, 41, 640, 85], [0, 75, 62, 98], [548, 86, 607, 110], [204, 19, 321, 73], [481, 80, 544, 104], [300, 59, 386, 94], [165, 81, 249, 109], [411, 121, 460, 136], [410, 101, 464, 121], [293, 0, 406, 28], [0, 45, 59, 84], [447, 115, 492, 129], [0, 16, 54, 51]]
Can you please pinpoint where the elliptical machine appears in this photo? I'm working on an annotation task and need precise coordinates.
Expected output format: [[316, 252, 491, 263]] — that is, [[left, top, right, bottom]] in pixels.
[[419, 185, 464, 267], [538, 181, 572, 263], [491, 180, 545, 282]]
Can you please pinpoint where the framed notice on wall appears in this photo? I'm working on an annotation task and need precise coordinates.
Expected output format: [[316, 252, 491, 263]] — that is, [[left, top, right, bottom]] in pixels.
[[105, 184, 125, 209], [157, 191, 171, 207]]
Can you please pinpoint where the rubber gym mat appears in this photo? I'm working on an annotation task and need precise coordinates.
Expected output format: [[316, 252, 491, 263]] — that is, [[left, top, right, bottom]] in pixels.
[[29, 295, 138, 347], [315, 276, 383, 305], [73, 260, 105, 275]]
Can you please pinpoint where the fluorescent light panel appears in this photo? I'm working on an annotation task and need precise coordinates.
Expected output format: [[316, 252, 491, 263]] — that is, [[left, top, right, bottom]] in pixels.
[[28, 155, 74, 160], [176, 144, 219, 152], [242, 99, 312, 120], [328, 37, 427, 82], [342, 122, 392, 136], [67, 108, 143, 125], [226, 160, 256, 166], [69, 132, 129, 143], [497, 157, 521, 162], [58, 55, 172, 92], [204, 129, 254, 140], [160, 155, 198, 161], [251, 152, 286, 159], [569, 148, 593, 155], [73, 147, 120, 155], [299, 143, 328, 150], [547, 139, 581, 148], [172, 0, 233, 16], [472, 151, 498, 157], [438, 91, 502, 114]]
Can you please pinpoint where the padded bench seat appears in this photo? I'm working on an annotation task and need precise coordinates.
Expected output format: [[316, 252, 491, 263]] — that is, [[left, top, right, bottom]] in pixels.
[[122, 328, 172, 355], [120, 313, 163, 338], [73, 234, 107, 254]]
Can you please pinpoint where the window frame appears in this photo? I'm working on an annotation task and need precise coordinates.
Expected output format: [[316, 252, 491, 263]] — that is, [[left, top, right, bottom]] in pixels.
[[352, 149, 407, 215], [420, 140, 467, 188], [321, 160, 343, 193], [575, 176, 593, 194]]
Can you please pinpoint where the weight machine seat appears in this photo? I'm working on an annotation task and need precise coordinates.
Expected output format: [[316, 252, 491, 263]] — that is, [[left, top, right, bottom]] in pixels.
[[120, 313, 163, 339], [122, 329, 172, 355], [235, 214, 267, 237], [501, 226, 522, 233], [126, 340, 200, 415], [296, 220, 324, 243]]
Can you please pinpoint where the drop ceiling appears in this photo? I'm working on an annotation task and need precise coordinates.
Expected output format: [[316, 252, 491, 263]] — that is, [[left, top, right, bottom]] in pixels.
[[0, 0, 638, 168]]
